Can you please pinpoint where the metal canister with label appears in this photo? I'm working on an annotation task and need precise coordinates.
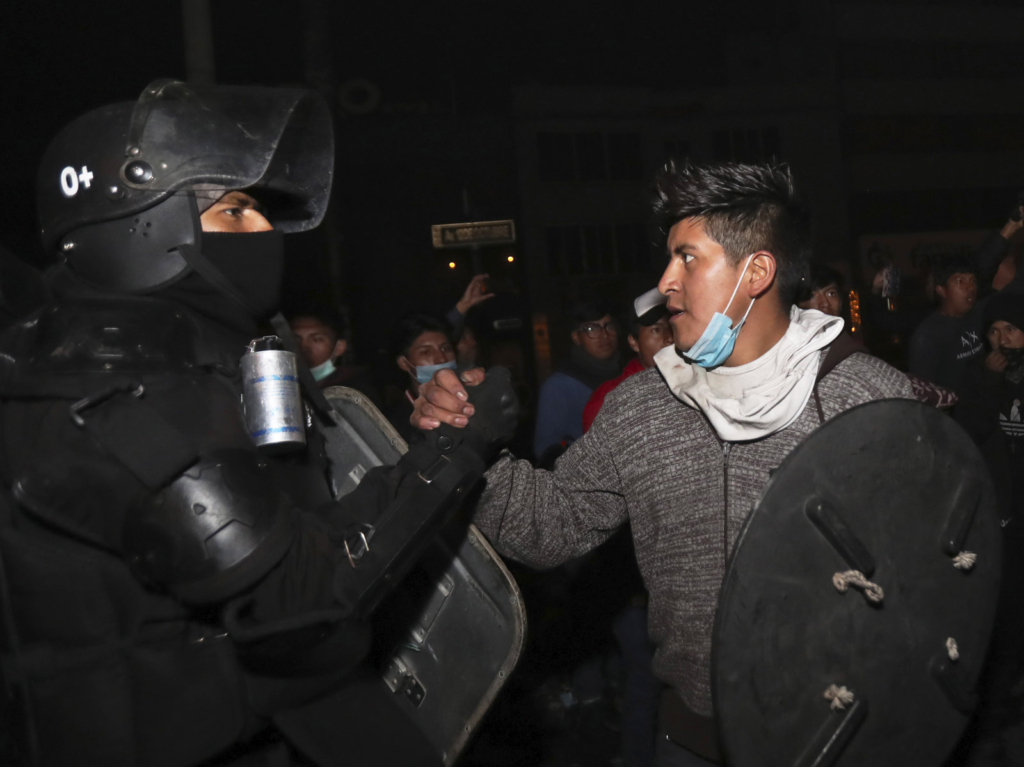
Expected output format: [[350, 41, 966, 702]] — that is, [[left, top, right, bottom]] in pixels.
[[241, 335, 306, 453]]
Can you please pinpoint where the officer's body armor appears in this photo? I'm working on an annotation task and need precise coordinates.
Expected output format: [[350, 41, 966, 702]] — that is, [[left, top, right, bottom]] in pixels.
[[0, 295, 479, 766]]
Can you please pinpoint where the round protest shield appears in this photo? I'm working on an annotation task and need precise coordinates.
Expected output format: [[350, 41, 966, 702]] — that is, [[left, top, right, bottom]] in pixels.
[[713, 399, 1001, 767]]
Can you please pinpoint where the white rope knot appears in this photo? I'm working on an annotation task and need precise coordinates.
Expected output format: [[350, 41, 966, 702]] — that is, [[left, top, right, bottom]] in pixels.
[[832, 570, 884, 604], [952, 551, 977, 571], [824, 684, 855, 711], [946, 637, 959, 662]]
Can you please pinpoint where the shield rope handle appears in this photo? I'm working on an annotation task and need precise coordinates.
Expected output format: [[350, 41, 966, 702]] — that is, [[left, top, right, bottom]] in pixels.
[[824, 684, 855, 711], [832, 570, 884, 603], [952, 551, 976, 570]]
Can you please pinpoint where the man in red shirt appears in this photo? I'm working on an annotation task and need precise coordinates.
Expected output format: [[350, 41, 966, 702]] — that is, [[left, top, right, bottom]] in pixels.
[[583, 292, 674, 432]]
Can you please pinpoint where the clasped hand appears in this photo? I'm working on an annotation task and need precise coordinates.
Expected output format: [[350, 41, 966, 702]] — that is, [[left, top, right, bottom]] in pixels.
[[411, 367, 486, 430]]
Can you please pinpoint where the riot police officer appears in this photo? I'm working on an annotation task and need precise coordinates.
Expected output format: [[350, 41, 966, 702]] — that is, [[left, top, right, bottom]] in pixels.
[[0, 80, 513, 766]]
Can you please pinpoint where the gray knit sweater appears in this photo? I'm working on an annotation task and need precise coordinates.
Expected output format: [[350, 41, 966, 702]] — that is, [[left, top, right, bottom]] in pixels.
[[472, 351, 913, 717]]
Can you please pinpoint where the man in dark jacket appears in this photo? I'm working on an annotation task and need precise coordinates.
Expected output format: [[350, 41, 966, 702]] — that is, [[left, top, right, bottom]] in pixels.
[[954, 292, 1024, 766], [290, 308, 381, 406], [533, 300, 622, 462], [908, 258, 986, 395]]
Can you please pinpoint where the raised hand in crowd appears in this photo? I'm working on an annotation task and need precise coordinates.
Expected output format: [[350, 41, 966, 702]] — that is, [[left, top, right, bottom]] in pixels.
[[455, 274, 495, 316], [999, 200, 1024, 241]]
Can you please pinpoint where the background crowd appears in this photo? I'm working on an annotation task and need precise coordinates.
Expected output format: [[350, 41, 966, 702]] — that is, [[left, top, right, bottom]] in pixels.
[[273, 195, 1024, 767]]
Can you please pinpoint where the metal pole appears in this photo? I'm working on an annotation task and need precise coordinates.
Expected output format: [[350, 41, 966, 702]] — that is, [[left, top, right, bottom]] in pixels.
[[181, 0, 215, 84], [462, 187, 482, 273], [303, 0, 345, 309]]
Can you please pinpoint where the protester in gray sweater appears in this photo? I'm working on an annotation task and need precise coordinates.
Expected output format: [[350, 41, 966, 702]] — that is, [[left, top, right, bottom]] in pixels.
[[411, 161, 912, 766], [473, 339, 910, 741]]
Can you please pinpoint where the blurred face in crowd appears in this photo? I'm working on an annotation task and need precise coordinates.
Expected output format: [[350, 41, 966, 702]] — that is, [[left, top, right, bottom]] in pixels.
[[571, 315, 619, 361], [629, 316, 674, 369], [290, 316, 345, 368], [457, 325, 478, 367], [659, 218, 755, 354], [397, 330, 456, 389], [936, 272, 977, 318], [799, 282, 842, 318], [199, 191, 273, 233], [988, 320, 1024, 352]]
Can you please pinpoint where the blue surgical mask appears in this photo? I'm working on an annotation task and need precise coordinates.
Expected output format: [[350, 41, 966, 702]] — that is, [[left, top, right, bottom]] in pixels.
[[309, 358, 336, 382], [414, 359, 457, 384], [683, 254, 757, 369]]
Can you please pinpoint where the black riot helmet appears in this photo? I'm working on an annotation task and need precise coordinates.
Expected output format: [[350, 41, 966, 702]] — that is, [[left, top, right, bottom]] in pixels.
[[37, 79, 333, 294]]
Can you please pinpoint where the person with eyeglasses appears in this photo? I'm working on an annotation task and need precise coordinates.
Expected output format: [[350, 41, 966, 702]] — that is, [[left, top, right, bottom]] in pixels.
[[582, 301, 674, 434], [533, 300, 623, 464]]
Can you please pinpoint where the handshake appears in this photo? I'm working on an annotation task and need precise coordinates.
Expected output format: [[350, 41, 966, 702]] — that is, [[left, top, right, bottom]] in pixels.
[[411, 365, 519, 463]]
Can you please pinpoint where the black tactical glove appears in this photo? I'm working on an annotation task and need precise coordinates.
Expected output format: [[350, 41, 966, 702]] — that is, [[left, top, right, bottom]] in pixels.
[[417, 365, 519, 464], [328, 370, 517, 620]]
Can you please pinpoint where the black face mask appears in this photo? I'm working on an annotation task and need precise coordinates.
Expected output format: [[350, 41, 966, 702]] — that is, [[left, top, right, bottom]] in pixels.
[[200, 230, 285, 319]]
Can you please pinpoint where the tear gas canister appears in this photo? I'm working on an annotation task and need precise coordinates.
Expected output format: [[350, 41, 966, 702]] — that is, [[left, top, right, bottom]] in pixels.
[[241, 335, 306, 452]]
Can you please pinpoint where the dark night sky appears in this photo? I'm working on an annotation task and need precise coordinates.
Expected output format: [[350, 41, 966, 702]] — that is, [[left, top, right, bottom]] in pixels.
[[0, 0, 742, 261]]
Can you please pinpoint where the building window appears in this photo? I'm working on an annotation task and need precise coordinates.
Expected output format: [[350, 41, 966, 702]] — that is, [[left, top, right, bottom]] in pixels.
[[845, 115, 1024, 155], [564, 225, 584, 274], [615, 223, 657, 273], [712, 127, 781, 163], [608, 133, 643, 181], [663, 138, 690, 164], [545, 223, 655, 276], [536, 131, 642, 183], [576, 132, 607, 182], [537, 132, 575, 182], [839, 40, 1018, 80], [545, 226, 564, 277]]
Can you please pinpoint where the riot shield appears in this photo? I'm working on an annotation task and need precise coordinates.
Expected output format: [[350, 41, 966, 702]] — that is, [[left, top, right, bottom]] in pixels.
[[319, 386, 525, 765], [713, 399, 1001, 767]]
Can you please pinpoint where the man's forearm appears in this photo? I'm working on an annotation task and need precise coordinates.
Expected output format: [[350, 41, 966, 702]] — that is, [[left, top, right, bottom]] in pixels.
[[473, 444, 626, 570]]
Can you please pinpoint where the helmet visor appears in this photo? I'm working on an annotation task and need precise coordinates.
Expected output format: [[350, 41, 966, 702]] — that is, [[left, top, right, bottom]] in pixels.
[[122, 79, 333, 232]]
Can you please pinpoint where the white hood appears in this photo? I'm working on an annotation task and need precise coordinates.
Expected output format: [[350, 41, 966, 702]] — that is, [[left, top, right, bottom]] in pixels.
[[655, 306, 844, 442]]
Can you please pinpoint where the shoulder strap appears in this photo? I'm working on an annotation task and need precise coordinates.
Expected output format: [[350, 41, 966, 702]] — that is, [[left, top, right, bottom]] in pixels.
[[815, 332, 863, 385], [813, 333, 865, 423], [269, 312, 336, 421], [70, 383, 199, 491]]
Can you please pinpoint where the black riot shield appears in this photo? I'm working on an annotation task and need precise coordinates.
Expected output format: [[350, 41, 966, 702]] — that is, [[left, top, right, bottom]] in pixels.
[[318, 386, 526, 766], [713, 399, 1001, 767]]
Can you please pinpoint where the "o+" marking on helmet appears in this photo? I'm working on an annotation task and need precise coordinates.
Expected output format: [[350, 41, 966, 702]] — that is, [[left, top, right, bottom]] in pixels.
[[60, 166, 94, 198]]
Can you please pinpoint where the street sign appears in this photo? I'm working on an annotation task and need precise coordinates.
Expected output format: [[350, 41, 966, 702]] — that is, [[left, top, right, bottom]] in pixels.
[[432, 220, 516, 249]]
